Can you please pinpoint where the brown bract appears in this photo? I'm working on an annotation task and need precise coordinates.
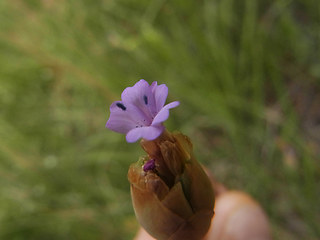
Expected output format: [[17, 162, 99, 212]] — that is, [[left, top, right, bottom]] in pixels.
[[128, 131, 215, 240]]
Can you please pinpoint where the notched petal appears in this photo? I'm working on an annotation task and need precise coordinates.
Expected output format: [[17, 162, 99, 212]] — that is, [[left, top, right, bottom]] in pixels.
[[106, 102, 137, 133], [121, 79, 150, 106]]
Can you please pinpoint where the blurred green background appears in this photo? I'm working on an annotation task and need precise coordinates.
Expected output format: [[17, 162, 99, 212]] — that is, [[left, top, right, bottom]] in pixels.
[[0, 0, 319, 239]]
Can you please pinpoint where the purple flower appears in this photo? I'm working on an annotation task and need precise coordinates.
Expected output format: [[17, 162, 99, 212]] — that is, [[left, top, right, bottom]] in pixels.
[[106, 79, 179, 143]]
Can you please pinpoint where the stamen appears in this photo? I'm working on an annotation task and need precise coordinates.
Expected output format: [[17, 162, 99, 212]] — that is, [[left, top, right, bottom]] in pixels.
[[116, 102, 126, 111], [143, 95, 148, 105]]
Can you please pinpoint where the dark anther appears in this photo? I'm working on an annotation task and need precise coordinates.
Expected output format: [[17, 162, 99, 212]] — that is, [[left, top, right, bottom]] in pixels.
[[116, 102, 126, 111], [143, 95, 148, 105]]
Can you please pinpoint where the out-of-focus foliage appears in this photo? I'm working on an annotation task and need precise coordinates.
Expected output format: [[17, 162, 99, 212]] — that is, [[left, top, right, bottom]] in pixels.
[[0, 0, 319, 239]]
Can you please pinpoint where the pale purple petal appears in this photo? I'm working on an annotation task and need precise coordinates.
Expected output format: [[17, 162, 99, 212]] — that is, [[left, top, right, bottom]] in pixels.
[[121, 80, 150, 105], [106, 79, 179, 143], [126, 125, 165, 143], [152, 83, 168, 112], [121, 79, 157, 121], [152, 101, 180, 125], [125, 103, 153, 126], [150, 81, 158, 90], [106, 102, 137, 133], [106, 101, 155, 133]]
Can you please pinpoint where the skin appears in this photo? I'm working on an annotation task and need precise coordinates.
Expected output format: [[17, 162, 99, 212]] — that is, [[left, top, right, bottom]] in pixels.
[[134, 172, 272, 240]]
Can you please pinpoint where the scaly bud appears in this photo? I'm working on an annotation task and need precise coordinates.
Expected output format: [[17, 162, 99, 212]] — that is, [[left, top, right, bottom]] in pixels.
[[128, 130, 215, 240]]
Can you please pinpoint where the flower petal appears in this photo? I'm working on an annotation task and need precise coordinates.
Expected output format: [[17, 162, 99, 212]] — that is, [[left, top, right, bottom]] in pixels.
[[126, 125, 165, 143], [106, 80, 179, 142], [152, 83, 168, 112], [121, 79, 157, 120], [152, 101, 180, 125], [106, 102, 137, 133], [121, 80, 149, 104]]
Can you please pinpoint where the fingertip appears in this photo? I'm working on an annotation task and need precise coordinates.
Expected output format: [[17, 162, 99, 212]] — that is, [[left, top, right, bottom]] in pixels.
[[134, 228, 156, 240]]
